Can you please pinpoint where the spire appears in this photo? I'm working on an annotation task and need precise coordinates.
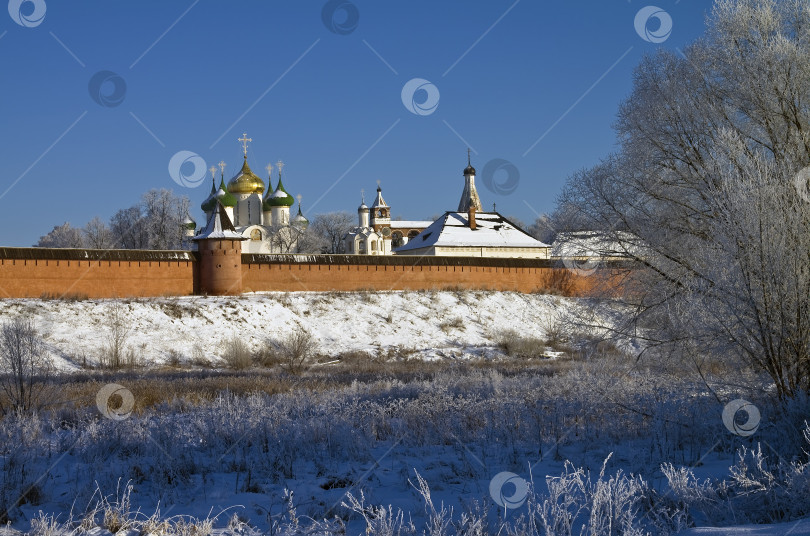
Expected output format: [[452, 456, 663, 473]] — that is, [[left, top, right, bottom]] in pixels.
[[193, 200, 245, 240], [458, 154, 483, 212]]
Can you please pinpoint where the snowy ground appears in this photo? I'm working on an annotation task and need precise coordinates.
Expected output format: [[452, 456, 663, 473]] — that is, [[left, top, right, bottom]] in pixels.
[[0, 290, 611, 369], [0, 291, 808, 535]]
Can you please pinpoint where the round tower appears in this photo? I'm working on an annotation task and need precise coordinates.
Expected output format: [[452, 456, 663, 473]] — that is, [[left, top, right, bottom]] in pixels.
[[194, 201, 246, 295]]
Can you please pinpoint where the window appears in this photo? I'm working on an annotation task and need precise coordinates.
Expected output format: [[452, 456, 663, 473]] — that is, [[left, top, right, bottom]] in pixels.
[[371, 241, 377, 251], [359, 241, 366, 254], [250, 229, 262, 241]]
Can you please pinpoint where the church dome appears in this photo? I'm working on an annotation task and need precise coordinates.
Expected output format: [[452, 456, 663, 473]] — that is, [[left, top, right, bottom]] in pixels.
[[227, 158, 265, 195], [216, 178, 238, 207], [183, 214, 197, 231], [463, 163, 476, 176], [200, 182, 217, 213], [265, 177, 295, 208], [292, 203, 309, 228]]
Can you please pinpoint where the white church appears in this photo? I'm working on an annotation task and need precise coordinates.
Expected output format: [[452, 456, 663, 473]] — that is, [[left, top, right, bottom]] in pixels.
[[345, 153, 551, 259], [196, 134, 308, 254]]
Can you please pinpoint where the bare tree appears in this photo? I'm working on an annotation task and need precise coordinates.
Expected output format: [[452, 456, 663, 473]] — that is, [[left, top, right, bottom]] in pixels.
[[558, 0, 810, 398], [0, 318, 51, 415], [110, 206, 149, 249], [36, 222, 85, 248], [142, 189, 189, 250], [279, 326, 318, 373], [83, 217, 116, 249], [309, 212, 355, 254]]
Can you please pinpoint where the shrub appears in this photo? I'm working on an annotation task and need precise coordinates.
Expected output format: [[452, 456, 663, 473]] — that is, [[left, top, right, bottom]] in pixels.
[[221, 336, 252, 370]]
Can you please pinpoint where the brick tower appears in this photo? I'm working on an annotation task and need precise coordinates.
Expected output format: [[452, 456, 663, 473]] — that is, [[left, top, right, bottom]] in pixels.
[[193, 201, 246, 295]]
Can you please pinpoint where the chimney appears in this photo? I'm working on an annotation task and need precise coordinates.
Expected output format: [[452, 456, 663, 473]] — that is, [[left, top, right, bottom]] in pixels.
[[468, 206, 477, 230]]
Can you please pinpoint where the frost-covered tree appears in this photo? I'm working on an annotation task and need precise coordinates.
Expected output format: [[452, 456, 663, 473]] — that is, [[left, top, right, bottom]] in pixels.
[[310, 211, 354, 254], [110, 206, 149, 250], [35, 222, 84, 248], [558, 0, 810, 398], [83, 217, 115, 249]]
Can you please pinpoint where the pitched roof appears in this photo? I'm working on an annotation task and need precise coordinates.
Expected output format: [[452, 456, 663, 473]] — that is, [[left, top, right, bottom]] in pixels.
[[394, 212, 550, 251], [193, 201, 246, 240]]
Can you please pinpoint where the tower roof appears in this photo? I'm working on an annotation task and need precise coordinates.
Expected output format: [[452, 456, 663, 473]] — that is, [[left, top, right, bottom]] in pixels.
[[193, 201, 245, 240], [458, 155, 483, 212], [371, 185, 388, 208], [265, 178, 295, 208], [463, 148, 476, 176], [227, 157, 265, 195], [292, 198, 309, 227]]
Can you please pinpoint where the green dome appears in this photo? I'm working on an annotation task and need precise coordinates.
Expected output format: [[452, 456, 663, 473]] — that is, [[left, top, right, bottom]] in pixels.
[[292, 203, 309, 228], [216, 178, 238, 207], [265, 177, 295, 208], [200, 182, 217, 212], [183, 215, 197, 231]]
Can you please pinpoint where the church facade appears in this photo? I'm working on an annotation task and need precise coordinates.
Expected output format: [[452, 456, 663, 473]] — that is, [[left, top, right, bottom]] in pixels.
[[197, 134, 308, 254]]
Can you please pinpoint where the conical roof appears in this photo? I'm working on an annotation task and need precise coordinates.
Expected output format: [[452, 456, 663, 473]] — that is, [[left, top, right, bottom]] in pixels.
[[266, 176, 295, 208], [193, 201, 245, 240], [200, 181, 217, 213]]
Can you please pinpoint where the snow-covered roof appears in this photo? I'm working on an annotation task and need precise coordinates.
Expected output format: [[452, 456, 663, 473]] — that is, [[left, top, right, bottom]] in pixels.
[[193, 201, 246, 240], [551, 231, 640, 258], [390, 221, 432, 229], [394, 212, 550, 251]]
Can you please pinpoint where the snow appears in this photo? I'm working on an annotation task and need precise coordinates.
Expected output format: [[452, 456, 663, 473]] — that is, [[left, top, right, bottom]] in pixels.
[[0, 290, 589, 369], [681, 519, 810, 535], [389, 220, 432, 228], [394, 212, 550, 251]]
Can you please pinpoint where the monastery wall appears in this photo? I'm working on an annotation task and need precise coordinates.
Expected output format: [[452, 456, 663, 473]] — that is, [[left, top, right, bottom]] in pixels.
[[0, 248, 195, 299], [0, 248, 626, 299], [241, 254, 625, 296]]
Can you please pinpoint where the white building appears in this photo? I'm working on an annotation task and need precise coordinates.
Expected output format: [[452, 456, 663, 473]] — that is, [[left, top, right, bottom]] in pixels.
[[393, 154, 550, 258], [343, 185, 432, 255], [197, 134, 308, 254]]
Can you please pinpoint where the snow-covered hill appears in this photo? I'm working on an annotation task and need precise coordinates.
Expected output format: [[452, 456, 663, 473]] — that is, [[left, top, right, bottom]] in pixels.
[[0, 290, 616, 370]]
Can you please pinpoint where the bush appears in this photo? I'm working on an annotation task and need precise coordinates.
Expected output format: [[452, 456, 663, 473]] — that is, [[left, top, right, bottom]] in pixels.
[[221, 336, 252, 370]]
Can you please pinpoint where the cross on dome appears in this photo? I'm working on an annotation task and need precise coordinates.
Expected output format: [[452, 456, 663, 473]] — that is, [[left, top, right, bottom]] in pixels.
[[238, 133, 252, 157], [277, 160, 285, 177], [218, 160, 226, 175], [265, 163, 273, 176], [209, 165, 217, 179]]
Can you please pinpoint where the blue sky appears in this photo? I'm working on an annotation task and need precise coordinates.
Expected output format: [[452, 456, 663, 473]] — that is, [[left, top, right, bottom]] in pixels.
[[0, 0, 711, 246]]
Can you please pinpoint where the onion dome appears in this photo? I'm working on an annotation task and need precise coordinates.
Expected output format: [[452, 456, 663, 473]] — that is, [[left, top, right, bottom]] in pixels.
[[266, 176, 295, 207], [200, 181, 217, 213], [358, 191, 368, 212], [262, 167, 275, 211], [227, 157, 265, 195], [216, 177, 238, 207], [183, 214, 196, 231], [463, 148, 476, 176], [292, 200, 309, 229]]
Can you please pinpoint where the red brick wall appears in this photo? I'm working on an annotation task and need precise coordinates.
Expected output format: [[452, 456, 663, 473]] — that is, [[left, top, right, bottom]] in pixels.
[[0, 249, 194, 299], [241, 257, 622, 297], [0, 249, 625, 299]]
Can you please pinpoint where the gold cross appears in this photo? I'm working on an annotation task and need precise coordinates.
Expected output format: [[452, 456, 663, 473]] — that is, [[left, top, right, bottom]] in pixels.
[[265, 163, 273, 177], [218, 160, 226, 176], [276, 160, 284, 176], [238, 133, 252, 156], [209, 165, 217, 179]]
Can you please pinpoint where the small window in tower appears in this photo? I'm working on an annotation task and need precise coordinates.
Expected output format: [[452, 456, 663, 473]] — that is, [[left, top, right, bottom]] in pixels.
[[371, 241, 377, 251]]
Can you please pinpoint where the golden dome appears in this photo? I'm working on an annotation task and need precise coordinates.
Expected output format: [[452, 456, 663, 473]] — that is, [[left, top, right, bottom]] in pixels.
[[227, 158, 265, 195]]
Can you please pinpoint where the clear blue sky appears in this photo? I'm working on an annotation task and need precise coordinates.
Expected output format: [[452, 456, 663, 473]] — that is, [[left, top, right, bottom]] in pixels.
[[0, 0, 711, 246]]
